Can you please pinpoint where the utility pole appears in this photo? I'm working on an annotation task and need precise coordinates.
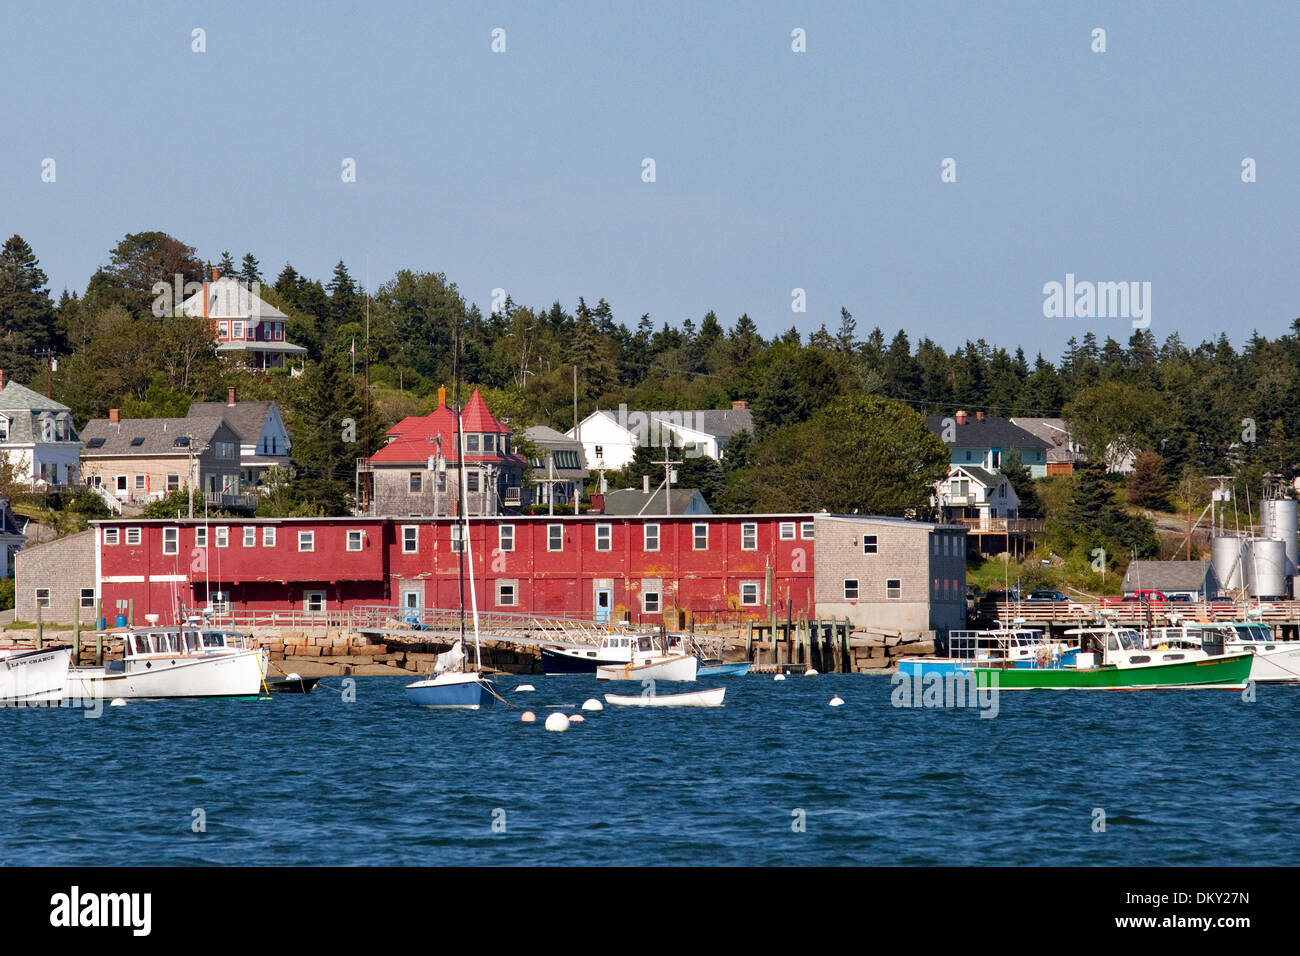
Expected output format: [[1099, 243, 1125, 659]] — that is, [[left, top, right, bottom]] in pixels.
[[31, 349, 57, 398], [184, 436, 210, 519], [645, 441, 683, 517]]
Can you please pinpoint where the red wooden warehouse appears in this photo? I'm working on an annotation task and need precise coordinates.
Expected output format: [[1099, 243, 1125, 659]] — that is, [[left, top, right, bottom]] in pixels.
[[93, 514, 818, 626]]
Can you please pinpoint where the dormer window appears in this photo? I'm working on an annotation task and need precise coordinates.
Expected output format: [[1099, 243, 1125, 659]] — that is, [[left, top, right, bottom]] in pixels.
[[483, 434, 494, 453], [466, 434, 480, 453]]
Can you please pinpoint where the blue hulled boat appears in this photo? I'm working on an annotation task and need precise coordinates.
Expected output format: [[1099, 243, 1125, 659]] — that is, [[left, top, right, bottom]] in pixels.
[[697, 661, 751, 677], [406, 668, 497, 709]]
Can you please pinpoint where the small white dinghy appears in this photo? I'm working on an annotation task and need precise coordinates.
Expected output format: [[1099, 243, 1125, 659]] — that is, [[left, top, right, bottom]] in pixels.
[[604, 687, 725, 708]]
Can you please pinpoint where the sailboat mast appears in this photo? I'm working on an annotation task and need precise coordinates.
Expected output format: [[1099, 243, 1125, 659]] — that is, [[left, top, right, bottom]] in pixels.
[[454, 326, 465, 653]]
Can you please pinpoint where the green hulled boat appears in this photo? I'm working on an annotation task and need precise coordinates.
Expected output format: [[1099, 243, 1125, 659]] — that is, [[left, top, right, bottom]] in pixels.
[[974, 624, 1254, 690]]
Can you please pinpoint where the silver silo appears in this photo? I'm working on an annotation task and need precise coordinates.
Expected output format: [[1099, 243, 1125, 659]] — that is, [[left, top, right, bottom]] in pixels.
[[1249, 539, 1288, 599], [1212, 535, 1248, 592]]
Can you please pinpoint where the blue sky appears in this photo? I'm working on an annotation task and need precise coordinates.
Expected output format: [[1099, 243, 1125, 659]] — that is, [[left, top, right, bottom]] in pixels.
[[3, 1, 1297, 359]]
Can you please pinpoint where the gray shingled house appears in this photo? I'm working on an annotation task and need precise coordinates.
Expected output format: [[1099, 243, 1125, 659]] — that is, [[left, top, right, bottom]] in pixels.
[[79, 412, 250, 513], [187, 388, 292, 488]]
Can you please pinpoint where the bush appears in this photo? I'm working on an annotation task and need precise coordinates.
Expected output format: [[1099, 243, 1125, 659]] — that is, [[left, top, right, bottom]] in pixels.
[[0, 578, 14, 612]]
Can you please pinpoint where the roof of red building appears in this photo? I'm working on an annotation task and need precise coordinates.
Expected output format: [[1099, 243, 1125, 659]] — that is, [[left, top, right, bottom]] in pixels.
[[459, 388, 510, 434], [370, 388, 520, 465]]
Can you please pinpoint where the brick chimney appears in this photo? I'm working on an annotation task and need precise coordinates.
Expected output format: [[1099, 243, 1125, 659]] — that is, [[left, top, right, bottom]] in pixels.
[[227, 386, 237, 405], [212, 268, 221, 281], [731, 400, 749, 410], [437, 385, 447, 407], [109, 409, 120, 424], [976, 410, 984, 421], [955, 410, 967, 425], [0, 369, 6, 391]]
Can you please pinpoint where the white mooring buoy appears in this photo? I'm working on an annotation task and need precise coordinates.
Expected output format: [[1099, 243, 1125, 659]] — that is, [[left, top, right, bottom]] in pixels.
[[773, 674, 786, 682], [516, 684, 536, 692], [568, 713, 585, 723], [545, 712, 571, 733], [581, 698, 603, 711], [829, 696, 845, 707], [805, 668, 819, 676], [520, 711, 537, 723], [110, 698, 127, 707]]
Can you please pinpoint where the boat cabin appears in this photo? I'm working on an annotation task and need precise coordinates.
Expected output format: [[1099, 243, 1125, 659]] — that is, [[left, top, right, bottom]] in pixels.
[[120, 627, 255, 658]]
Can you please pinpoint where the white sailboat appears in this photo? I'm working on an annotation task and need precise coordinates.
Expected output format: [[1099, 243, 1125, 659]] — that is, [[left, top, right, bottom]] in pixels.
[[406, 335, 496, 710]]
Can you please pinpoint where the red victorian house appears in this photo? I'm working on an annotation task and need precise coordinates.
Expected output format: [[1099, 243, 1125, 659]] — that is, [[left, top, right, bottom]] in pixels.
[[179, 270, 308, 371], [357, 386, 526, 516]]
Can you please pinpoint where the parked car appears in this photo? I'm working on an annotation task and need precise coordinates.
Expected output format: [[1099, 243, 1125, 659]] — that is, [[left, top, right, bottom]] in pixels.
[[1165, 593, 1194, 603], [1026, 589, 1068, 602]]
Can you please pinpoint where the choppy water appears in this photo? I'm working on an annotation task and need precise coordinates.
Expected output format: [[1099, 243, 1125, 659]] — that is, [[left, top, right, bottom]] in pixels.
[[1, 675, 1296, 866]]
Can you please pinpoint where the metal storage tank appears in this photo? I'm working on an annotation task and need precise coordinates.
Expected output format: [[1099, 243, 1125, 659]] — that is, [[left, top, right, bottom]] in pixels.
[[1270, 498, 1299, 573], [1249, 539, 1288, 599], [1212, 535, 1248, 592]]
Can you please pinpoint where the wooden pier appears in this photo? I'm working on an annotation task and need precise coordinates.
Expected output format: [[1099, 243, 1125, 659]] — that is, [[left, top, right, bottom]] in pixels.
[[746, 617, 853, 673]]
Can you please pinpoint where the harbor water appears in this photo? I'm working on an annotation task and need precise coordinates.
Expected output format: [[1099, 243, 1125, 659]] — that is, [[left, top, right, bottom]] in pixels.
[[2, 675, 1297, 866]]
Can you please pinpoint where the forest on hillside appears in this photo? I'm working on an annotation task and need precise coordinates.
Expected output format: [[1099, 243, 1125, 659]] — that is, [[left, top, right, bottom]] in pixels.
[[1, 230, 1295, 564]]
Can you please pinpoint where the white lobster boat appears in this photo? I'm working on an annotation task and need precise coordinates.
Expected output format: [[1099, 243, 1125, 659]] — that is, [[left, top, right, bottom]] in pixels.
[[595, 634, 698, 682], [596, 655, 698, 682], [0, 646, 73, 704], [63, 626, 268, 700], [1150, 621, 1300, 683]]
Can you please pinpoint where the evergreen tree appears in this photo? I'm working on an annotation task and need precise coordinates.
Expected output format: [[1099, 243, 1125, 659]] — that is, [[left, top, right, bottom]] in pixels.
[[836, 306, 857, 353], [0, 235, 58, 381], [288, 350, 359, 514], [218, 250, 236, 275], [1000, 452, 1042, 519], [1126, 451, 1171, 510], [239, 252, 262, 286]]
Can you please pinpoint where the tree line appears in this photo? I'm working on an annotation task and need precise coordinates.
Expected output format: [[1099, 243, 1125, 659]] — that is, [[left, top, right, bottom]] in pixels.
[[1, 229, 1293, 529]]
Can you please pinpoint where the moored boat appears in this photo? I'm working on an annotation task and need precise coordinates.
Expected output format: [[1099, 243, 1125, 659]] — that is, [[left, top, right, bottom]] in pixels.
[[604, 687, 725, 707], [1150, 621, 1300, 683], [541, 633, 639, 674], [697, 660, 750, 677], [974, 624, 1253, 690], [63, 626, 267, 700], [0, 646, 73, 705], [897, 624, 1073, 681], [406, 659, 496, 709]]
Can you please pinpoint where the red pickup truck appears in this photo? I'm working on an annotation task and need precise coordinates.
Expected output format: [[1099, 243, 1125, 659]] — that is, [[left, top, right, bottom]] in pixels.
[[1101, 590, 1168, 605]]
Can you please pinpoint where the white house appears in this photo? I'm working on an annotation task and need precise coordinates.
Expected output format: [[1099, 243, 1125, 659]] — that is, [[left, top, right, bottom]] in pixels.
[[568, 403, 754, 472], [933, 465, 1021, 527], [0, 372, 82, 490], [187, 389, 292, 488]]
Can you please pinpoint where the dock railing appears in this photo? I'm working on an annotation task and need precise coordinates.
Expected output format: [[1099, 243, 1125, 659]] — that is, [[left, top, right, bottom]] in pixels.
[[181, 604, 726, 651]]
